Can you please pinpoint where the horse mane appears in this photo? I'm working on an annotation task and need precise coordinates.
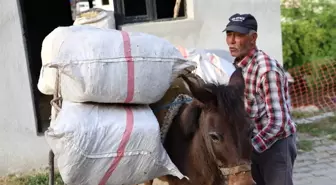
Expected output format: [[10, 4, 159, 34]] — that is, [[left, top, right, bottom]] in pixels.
[[204, 83, 247, 127]]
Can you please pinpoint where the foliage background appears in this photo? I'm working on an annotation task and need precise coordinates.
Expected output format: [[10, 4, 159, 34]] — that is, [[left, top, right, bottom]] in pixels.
[[281, 0, 336, 69]]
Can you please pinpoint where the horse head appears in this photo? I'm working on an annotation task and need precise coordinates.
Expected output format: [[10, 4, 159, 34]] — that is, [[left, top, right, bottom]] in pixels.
[[177, 68, 255, 185]]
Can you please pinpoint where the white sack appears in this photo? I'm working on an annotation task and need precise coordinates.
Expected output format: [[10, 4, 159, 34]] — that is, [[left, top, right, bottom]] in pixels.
[[45, 101, 185, 185], [37, 25, 196, 104], [177, 47, 236, 85], [74, 8, 116, 29]]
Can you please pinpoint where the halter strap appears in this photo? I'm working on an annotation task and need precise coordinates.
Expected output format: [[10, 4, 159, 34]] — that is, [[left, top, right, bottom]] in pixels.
[[220, 164, 251, 176]]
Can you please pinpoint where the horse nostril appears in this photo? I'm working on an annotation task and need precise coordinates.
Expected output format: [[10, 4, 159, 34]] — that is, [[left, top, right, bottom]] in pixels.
[[209, 132, 223, 142]]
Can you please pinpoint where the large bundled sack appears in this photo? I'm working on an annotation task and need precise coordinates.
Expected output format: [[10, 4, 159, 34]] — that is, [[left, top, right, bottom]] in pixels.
[[37, 25, 196, 104], [177, 47, 236, 85], [45, 101, 185, 185], [74, 8, 116, 29]]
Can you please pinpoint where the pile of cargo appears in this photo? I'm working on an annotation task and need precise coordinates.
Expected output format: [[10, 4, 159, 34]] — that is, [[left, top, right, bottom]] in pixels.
[[38, 8, 238, 185], [177, 46, 236, 85], [38, 24, 195, 185]]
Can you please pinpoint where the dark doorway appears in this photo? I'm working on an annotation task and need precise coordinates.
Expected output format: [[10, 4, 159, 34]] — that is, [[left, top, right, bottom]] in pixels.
[[18, 0, 74, 134]]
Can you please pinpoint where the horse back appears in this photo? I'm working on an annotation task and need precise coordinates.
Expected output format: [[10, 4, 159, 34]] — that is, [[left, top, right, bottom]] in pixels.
[[150, 77, 191, 128]]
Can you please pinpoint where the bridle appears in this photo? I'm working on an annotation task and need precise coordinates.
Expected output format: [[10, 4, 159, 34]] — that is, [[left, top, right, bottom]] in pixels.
[[220, 164, 251, 176]]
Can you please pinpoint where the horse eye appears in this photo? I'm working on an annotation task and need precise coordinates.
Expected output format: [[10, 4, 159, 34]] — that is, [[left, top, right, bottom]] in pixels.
[[209, 132, 223, 143]]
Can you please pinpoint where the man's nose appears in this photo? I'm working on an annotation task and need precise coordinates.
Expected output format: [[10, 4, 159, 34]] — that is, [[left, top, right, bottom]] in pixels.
[[228, 36, 236, 44]]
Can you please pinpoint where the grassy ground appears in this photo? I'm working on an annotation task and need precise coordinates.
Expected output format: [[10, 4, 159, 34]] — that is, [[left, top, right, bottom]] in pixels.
[[295, 115, 336, 151], [0, 171, 64, 185], [297, 139, 314, 151], [296, 115, 336, 139], [291, 110, 321, 119]]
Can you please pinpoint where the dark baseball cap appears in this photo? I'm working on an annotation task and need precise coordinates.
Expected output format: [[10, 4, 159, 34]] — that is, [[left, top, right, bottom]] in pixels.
[[223, 13, 258, 34]]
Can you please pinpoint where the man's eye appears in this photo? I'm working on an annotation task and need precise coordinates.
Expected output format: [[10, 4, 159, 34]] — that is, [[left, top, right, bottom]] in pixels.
[[236, 33, 245, 37]]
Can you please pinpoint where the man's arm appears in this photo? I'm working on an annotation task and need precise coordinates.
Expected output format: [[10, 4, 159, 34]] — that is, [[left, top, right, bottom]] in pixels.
[[251, 70, 290, 153]]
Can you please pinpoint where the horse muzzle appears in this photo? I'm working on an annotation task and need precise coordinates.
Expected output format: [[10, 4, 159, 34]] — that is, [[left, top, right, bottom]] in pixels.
[[220, 164, 256, 185]]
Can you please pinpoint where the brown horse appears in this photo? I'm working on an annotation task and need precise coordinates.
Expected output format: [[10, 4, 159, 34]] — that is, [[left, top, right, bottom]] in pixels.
[[144, 68, 255, 185]]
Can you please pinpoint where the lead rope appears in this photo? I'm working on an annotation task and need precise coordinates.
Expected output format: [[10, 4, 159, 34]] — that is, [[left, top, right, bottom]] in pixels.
[[49, 69, 62, 185]]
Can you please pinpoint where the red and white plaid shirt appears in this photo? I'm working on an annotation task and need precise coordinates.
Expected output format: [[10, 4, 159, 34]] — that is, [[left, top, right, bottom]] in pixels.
[[234, 48, 296, 153]]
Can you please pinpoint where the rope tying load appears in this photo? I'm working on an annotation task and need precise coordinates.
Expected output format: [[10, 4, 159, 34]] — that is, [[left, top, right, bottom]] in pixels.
[[48, 70, 62, 185]]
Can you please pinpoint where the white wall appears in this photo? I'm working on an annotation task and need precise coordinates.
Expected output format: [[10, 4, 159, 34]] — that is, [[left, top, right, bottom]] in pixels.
[[0, 0, 49, 176], [120, 0, 283, 64], [0, 0, 283, 176]]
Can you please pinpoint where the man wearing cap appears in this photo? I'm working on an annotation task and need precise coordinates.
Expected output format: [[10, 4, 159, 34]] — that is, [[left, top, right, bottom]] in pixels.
[[223, 13, 297, 185]]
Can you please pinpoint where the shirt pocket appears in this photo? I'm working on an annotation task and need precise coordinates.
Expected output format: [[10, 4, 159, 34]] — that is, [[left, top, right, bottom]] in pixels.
[[244, 94, 258, 119]]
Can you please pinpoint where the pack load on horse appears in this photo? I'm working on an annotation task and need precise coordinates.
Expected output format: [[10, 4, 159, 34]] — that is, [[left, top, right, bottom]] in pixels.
[[176, 47, 236, 85], [38, 8, 255, 185], [38, 24, 196, 185]]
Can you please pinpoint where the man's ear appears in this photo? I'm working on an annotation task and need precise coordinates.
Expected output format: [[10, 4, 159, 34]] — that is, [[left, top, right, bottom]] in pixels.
[[250, 32, 258, 45], [229, 68, 245, 98], [180, 74, 216, 105]]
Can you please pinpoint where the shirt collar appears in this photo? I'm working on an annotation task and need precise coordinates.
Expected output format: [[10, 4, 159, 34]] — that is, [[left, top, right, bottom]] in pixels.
[[234, 47, 258, 69]]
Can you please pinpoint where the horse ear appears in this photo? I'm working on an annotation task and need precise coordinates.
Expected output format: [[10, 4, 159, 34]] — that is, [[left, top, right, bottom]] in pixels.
[[179, 102, 201, 139], [228, 68, 245, 97], [180, 74, 216, 105]]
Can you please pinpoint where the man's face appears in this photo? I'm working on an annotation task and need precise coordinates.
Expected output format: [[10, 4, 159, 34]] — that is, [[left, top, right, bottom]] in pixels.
[[226, 31, 257, 58]]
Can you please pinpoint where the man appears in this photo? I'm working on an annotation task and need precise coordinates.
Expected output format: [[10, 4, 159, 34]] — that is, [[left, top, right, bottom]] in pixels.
[[223, 13, 297, 185]]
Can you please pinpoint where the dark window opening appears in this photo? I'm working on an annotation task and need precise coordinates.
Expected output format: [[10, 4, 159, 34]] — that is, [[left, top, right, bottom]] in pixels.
[[124, 0, 147, 16], [114, 0, 186, 26], [156, 0, 186, 19], [102, 0, 110, 5], [17, 0, 73, 134]]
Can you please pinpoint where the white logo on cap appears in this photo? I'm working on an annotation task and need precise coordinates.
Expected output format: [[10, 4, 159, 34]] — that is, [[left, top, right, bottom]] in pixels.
[[231, 17, 245, 22]]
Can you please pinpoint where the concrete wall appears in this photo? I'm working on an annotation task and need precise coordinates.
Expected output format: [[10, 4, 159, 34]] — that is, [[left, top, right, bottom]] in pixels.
[[0, 0, 49, 176], [0, 0, 283, 176], [121, 0, 283, 65]]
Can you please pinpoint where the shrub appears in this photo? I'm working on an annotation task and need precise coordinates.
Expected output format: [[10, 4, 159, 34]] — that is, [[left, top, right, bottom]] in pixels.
[[281, 0, 336, 69]]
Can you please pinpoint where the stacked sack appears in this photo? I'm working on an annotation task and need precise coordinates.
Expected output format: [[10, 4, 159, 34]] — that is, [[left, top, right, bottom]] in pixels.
[[39, 9, 196, 185], [177, 46, 236, 85]]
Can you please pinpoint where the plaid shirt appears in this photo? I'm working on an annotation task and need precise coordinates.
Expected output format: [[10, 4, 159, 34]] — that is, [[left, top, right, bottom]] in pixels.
[[234, 48, 296, 153]]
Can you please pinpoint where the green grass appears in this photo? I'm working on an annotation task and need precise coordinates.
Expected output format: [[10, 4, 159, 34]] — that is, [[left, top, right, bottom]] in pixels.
[[295, 115, 336, 151], [297, 140, 314, 151], [296, 115, 336, 140], [291, 111, 318, 119], [0, 171, 64, 185]]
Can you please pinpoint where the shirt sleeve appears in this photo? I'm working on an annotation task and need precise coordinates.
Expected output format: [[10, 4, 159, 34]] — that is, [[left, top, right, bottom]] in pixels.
[[251, 70, 289, 153]]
